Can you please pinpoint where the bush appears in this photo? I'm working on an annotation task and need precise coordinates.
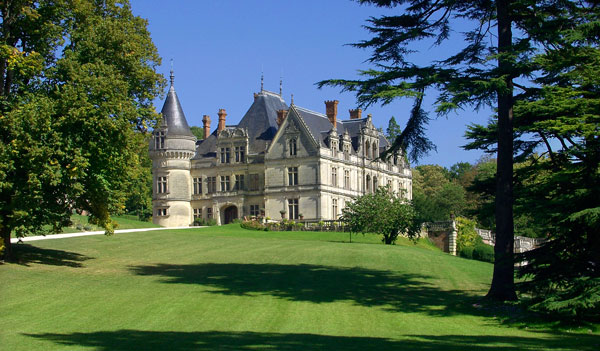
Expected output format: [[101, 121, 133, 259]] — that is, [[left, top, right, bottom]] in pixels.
[[459, 246, 474, 259], [240, 220, 267, 231], [472, 243, 494, 263], [456, 217, 479, 252], [194, 218, 217, 226]]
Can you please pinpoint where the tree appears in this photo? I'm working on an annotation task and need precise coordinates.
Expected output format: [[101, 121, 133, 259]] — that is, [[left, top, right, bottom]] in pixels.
[[342, 186, 419, 244], [0, 0, 165, 260], [190, 126, 204, 140], [320, 0, 598, 301], [412, 165, 466, 222], [385, 116, 402, 141]]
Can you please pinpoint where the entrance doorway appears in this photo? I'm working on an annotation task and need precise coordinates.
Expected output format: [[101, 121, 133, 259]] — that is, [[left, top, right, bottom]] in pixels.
[[223, 206, 238, 224]]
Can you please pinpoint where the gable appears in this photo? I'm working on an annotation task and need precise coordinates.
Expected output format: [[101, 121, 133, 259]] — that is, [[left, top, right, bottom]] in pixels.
[[265, 107, 319, 160]]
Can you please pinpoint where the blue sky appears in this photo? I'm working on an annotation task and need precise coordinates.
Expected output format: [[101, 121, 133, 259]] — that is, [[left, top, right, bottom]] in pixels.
[[131, 0, 491, 168]]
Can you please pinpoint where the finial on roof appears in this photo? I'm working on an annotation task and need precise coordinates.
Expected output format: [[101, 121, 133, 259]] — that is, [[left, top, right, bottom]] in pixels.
[[280, 76, 283, 96], [170, 59, 174, 86], [261, 71, 264, 92], [291, 93, 294, 105]]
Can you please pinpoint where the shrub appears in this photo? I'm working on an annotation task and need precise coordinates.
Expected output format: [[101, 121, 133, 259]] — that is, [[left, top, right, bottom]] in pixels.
[[241, 220, 267, 231], [194, 218, 217, 226], [473, 243, 494, 263], [459, 246, 474, 259], [456, 217, 479, 252]]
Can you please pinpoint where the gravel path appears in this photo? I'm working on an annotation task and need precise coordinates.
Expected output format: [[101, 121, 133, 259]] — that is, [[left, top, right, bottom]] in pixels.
[[10, 226, 200, 243]]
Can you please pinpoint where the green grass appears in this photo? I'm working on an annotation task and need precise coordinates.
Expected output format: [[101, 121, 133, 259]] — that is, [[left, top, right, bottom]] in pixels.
[[1, 224, 597, 350]]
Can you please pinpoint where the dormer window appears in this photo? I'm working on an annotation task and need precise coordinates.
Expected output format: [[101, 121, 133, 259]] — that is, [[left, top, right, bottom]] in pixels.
[[372, 143, 378, 159], [289, 138, 297, 156], [235, 146, 245, 163], [154, 131, 165, 149], [331, 140, 338, 157], [343, 144, 350, 161], [220, 147, 231, 164], [365, 140, 371, 159]]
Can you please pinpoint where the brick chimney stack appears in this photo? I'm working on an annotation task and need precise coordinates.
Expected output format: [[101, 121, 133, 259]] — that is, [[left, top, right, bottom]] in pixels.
[[217, 109, 227, 132], [202, 115, 211, 139], [349, 108, 362, 119], [276, 109, 288, 127], [325, 100, 339, 128]]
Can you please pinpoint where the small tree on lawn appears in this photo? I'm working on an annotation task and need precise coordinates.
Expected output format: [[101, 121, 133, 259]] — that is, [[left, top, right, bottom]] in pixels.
[[342, 186, 419, 244]]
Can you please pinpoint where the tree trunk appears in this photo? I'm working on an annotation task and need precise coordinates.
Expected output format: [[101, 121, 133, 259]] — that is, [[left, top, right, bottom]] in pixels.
[[1, 225, 12, 261], [487, 0, 517, 301]]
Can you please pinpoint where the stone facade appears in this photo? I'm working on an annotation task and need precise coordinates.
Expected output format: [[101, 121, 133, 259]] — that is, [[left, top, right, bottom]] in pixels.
[[150, 77, 412, 227]]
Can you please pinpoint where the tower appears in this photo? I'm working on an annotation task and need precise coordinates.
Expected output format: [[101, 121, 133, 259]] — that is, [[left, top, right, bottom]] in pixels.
[[149, 70, 196, 227]]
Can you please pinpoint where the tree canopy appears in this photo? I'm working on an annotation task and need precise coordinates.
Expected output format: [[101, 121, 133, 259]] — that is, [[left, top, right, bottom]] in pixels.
[[0, 0, 165, 260], [319, 0, 599, 302], [342, 186, 419, 244]]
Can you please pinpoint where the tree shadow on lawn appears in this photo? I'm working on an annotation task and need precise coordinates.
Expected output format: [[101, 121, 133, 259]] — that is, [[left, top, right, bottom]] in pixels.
[[131, 263, 492, 317], [25, 329, 599, 351], [11, 244, 92, 267]]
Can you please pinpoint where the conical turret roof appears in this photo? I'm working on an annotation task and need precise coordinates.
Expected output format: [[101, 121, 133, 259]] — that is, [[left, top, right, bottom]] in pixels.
[[160, 71, 194, 138]]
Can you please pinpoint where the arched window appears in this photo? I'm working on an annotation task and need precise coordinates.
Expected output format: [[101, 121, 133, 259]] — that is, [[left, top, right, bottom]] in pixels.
[[365, 140, 371, 159]]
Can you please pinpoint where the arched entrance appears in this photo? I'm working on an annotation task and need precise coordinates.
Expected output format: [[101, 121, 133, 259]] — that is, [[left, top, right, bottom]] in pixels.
[[223, 206, 238, 224]]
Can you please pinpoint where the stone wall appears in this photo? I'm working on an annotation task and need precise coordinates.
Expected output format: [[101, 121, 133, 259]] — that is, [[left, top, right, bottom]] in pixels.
[[424, 221, 457, 255]]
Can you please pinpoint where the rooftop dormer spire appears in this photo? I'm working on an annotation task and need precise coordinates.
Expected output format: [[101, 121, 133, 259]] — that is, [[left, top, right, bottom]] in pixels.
[[261, 71, 264, 92], [170, 59, 174, 87]]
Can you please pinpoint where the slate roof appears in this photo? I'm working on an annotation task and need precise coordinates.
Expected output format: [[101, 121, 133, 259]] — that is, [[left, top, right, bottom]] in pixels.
[[160, 83, 194, 138], [193, 90, 388, 159]]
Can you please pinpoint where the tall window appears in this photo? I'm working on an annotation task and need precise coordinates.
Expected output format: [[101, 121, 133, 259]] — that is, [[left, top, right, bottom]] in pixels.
[[193, 208, 201, 219], [154, 130, 165, 149], [207, 208, 213, 219], [331, 167, 338, 187], [248, 174, 260, 191], [365, 140, 371, 159], [373, 176, 378, 190], [220, 175, 230, 192], [235, 146, 245, 163], [344, 144, 350, 161], [331, 140, 338, 157], [387, 179, 393, 192], [288, 167, 298, 186], [289, 138, 297, 156], [250, 205, 260, 217], [366, 175, 371, 193], [207, 176, 217, 194], [288, 198, 299, 220], [372, 143, 378, 159], [234, 174, 245, 190], [157, 176, 168, 194], [193, 177, 202, 195], [220, 147, 231, 164], [332, 198, 338, 219], [344, 169, 350, 189]]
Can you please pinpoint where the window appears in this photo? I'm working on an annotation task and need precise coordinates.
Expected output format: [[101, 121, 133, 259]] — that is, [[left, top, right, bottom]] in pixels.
[[193, 208, 201, 219], [331, 167, 338, 187], [373, 176, 378, 190], [156, 208, 168, 216], [365, 140, 371, 159], [235, 146, 245, 163], [288, 167, 298, 186], [220, 147, 231, 164], [366, 175, 371, 193], [344, 144, 350, 161], [207, 208, 213, 219], [344, 170, 350, 189], [220, 175, 230, 192], [387, 179, 392, 192], [157, 176, 168, 194], [332, 140, 338, 157], [248, 174, 260, 191], [154, 130, 165, 149], [193, 177, 202, 195], [289, 138, 297, 156], [207, 176, 217, 194], [234, 174, 245, 190], [250, 205, 260, 217], [288, 198, 299, 220], [332, 198, 338, 219], [373, 143, 378, 159]]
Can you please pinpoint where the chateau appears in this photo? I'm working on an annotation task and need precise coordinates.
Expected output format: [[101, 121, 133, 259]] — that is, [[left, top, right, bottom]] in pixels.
[[149, 73, 412, 227]]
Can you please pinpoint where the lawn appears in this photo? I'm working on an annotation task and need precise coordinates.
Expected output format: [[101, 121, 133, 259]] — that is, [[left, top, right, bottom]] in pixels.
[[0, 225, 597, 350]]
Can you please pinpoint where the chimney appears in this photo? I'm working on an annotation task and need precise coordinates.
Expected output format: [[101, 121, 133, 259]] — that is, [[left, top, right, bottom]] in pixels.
[[202, 115, 211, 139], [325, 100, 339, 128], [217, 109, 227, 132], [276, 109, 288, 127], [349, 108, 362, 119]]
